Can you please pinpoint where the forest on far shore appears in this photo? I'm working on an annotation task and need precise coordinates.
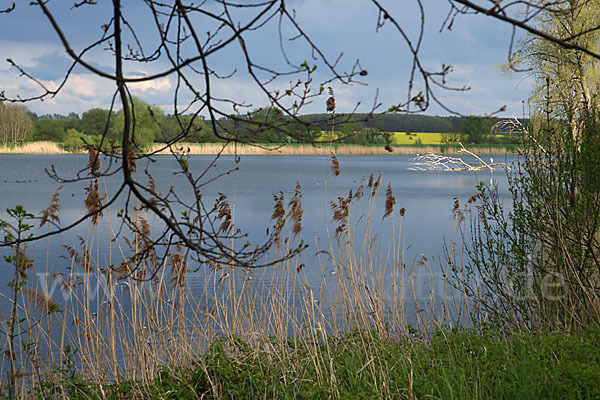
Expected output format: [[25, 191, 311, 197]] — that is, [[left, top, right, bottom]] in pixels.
[[0, 98, 526, 150]]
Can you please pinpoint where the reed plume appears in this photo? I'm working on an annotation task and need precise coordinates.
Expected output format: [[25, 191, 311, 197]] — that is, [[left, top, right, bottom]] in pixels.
[[40, 184, 64, 227], [330, 153, 340, 176], [85, 145, 101, 176], [217, 195, 232, 234], [287, 182, 303, 238], [382, 183, 396, 221], [84, 179, 105, 225]]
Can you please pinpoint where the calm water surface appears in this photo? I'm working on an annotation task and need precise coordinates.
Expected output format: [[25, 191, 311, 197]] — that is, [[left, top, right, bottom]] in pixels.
[[0, 154, 515, 304], [0, 153, 519, 366]]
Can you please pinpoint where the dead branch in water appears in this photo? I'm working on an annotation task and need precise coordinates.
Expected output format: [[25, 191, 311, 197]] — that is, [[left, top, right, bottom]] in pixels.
[[410, 143, 511, 171]]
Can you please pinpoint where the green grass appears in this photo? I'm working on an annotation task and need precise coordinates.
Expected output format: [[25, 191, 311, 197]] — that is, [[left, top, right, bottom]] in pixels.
[[39, 327, 600, 399]]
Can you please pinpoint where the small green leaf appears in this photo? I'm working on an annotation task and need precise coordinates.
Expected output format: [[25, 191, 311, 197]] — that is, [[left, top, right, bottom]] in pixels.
[[48, 303, 62, 314], [178, 158, 188, 171]]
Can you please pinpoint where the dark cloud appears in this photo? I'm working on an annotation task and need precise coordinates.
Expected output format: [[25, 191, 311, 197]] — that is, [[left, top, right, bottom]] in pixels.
[[22, 51, 110, 82], [21, 51, 74, 81]]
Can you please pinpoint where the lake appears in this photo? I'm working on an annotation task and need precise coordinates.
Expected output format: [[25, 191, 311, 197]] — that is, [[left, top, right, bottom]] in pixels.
[[0, 154, 514, 296], [0, 153, 518, 371]]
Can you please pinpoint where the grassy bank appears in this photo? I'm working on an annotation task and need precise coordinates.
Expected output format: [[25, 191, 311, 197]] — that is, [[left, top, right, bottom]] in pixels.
[[0, 141, 517, 155], [47, 328, 600, 399]]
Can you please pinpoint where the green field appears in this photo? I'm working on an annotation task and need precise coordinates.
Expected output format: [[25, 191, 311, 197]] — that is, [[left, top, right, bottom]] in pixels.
[[317, 131, 445, 144], [389, 132, 444, 144], [318, 131, 513, 146]]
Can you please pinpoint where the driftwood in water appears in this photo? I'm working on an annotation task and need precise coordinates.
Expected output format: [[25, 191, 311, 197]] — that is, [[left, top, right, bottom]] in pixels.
[[410, 143, 511, 171]]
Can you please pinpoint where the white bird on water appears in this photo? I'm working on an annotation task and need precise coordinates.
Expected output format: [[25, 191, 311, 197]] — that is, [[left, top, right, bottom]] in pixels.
[[490, 157, 494, 164]]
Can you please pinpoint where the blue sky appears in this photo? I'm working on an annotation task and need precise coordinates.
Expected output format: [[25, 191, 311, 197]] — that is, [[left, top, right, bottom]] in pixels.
[[0, 0, 532, 118]]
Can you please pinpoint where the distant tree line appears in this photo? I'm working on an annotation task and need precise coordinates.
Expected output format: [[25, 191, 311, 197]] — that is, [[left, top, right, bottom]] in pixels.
[[0, 98, 526, 149], [0, 101, 34, 146], [301, 113, 464, 133]]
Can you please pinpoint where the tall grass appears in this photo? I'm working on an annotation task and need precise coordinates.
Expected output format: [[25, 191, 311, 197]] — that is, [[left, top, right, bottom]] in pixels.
[[0, 156, 471, 398]]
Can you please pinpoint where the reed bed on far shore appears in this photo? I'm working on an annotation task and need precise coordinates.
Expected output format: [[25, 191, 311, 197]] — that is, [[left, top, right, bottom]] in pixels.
[[151, 142, 516, 155], [150, 142, 438, 155], [0, 141, 517, 156], [0, 141, 69, 154]]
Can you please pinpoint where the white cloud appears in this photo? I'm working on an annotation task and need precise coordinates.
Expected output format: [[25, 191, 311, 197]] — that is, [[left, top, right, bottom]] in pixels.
[[412, 60, 531, 117], [0, 71, 116, 114], [129, 77, 172, 93]]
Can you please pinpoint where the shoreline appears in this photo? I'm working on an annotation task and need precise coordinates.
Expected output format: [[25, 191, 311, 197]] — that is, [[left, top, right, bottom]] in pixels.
[[0, 141, 518, 156]]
